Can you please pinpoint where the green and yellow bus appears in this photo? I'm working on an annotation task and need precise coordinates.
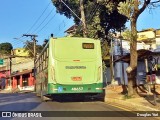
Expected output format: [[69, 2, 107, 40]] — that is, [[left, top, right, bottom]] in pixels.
[[35, 37, 103, 101]]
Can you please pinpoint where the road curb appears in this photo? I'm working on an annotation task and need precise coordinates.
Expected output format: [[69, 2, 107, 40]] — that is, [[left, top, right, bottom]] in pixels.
[[105, 97, 159, 111]]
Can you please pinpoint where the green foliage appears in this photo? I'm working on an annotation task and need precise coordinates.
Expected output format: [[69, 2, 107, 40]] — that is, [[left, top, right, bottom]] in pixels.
[[118, 0, 134, 19], [101, 40, 110, 59], [52, 0, 80, 24], [52, 0, 128, 45], [0, 42, 13, 55], [52, 0, 128, 61]]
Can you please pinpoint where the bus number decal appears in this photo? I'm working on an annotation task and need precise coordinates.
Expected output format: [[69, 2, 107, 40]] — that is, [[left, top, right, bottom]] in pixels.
[[71, 87, 83, 91], [66, 66, 86, 69]]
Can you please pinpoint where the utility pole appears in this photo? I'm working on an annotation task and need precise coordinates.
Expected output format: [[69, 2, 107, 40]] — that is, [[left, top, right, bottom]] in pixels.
[[80, 0, 87, 37], [9, 57, 12, 88], [23, 34, 38, 91], [7, 56, 12, 91]]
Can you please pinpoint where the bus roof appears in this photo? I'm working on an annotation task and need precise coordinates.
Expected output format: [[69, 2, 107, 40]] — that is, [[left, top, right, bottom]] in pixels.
[[52, 37, 98, 41]]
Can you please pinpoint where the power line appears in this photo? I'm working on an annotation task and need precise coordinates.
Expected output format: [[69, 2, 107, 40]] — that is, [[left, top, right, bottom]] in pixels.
[[31, 8, 54, 34], [14, 37, 34, 56], [64, 3, 100, 37], [54, 19, 70, 37], [26, 2, 51, 34], [36, 12, 57, 34], [86, 3, 98, 20], [60, 0, 83, 23], [86, 4, 100, 24], [13, 2, 51, 49], [11, 36, 28, 48]]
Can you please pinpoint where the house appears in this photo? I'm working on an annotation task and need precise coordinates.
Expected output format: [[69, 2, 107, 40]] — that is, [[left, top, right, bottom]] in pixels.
[[0, 69, 10, 90], [113, 49, 160, 85], [156, 29, 160, 48], [0, 48, 35, 91], [104, 28, 160, 85], [65, 25, 78, 37], [0, 57, 10, 90], [137, 28, 160, 49], [11, 48, 35, 91]]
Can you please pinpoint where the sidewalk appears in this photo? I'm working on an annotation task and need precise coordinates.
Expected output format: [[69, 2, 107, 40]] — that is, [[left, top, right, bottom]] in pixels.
[[0, 89, 33, 93], [0, 89, 11, 93], [105, 85, 160, 111]]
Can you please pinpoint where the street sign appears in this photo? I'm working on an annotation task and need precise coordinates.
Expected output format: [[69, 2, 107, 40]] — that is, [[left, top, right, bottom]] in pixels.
[[0, 59, 3, 65]]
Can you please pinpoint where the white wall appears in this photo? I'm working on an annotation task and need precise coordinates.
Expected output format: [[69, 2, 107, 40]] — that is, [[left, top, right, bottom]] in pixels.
[[156, 37, 160, 49], [113, 39, 152, 56], [12, 60, 34, 72]]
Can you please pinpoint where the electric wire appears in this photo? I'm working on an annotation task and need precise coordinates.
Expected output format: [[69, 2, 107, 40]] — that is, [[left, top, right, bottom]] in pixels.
[[10, 36, 28, 49], [36, 12, 57, 34], [31, 8, 54, 34], [61, 0, 82, 23], [14, 38, 34, 56], [55, 21, 71, 37], [86, 4, 100, 24], [26, 1, 51, 34]]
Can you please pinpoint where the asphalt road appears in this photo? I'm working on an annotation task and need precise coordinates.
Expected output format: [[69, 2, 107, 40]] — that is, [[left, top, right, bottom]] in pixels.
[[0, 93, 159, 120]]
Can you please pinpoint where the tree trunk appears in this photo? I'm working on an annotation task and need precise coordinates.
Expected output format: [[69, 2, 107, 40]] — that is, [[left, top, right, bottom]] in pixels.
[[80, 0, 87, 37], [127, 18, 138, 97]]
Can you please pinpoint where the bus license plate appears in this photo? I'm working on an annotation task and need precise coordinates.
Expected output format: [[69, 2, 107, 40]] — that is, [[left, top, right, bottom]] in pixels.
[[71, 87, 83, 91]]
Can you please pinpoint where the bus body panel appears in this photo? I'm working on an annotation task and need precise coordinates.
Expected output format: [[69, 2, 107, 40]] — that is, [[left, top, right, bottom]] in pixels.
[[36, 37, 103, 95]]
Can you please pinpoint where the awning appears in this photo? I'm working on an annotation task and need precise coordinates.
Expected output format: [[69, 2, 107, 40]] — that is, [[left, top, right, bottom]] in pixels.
[[114, 49, 160, 63]]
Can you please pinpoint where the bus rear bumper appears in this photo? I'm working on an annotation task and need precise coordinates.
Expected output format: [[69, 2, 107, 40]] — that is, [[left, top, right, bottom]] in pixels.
[[48, 83, 104, 94]]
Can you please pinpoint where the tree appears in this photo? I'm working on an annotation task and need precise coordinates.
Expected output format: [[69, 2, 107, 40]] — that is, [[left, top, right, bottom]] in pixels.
[[0, 42, 13, 55], [52, 0, 128, 43], [24, 41, 43, 58], [118, 0, 160, 96]]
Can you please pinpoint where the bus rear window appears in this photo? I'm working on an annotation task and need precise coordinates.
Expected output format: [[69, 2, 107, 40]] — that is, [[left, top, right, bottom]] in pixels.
[[54, 40, 98, 59], [82, 43, 94, 49]]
